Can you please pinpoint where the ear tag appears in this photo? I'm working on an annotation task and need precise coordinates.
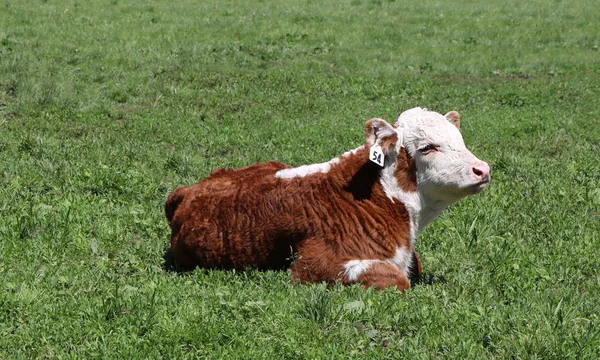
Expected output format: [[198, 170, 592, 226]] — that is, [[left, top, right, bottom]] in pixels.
[[369, 141, 385, 167]]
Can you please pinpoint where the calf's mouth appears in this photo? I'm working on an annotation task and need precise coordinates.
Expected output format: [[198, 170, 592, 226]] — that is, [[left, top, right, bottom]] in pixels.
[[468, 180, 490, 194]]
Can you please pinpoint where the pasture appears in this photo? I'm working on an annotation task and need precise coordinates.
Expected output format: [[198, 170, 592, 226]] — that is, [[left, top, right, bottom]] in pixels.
[[1, 0, 599, 358]]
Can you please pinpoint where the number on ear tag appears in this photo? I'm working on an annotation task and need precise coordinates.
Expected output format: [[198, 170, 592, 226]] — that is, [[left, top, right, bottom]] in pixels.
[[369, 144, 385, 167]]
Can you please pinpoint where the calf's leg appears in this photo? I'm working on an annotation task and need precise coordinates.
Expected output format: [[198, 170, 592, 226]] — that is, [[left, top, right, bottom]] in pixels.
[[289, 243, 413, 292], [352, 263, 411, 292], [290, 251, 411, 291]]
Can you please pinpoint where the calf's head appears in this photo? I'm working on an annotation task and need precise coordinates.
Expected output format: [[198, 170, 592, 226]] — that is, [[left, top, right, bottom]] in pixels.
[[365, 107, 490, 205]]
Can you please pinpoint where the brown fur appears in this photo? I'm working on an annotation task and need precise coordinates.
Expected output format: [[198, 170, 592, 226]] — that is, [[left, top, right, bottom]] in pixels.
[[166, 139, 421, 290]]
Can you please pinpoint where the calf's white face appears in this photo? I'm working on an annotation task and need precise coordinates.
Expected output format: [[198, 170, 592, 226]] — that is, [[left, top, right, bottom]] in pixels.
[[396, 107, 490, 204]]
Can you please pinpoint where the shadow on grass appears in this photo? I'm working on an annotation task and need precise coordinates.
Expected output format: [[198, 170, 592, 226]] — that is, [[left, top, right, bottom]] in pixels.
[[161, 247, 292, 276], [411, 272, 447, 287], [164, 247, 447, 290], [162, 248, 186, 274]]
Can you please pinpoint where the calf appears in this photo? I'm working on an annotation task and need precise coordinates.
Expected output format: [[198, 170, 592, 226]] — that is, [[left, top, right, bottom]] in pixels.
[[165, 107, 490, 291]]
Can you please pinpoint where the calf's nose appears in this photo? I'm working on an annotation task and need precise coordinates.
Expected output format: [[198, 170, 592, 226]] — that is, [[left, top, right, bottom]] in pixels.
[[472, 162, 490, 181]]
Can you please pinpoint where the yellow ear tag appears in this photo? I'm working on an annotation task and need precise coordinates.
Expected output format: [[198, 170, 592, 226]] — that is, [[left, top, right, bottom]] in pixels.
[[369, 141, 385, 167]]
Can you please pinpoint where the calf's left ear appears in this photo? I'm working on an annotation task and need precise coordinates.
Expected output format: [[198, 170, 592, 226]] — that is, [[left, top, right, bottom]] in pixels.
[[444, 111, 460, 129], [365, 118, 398, 154]]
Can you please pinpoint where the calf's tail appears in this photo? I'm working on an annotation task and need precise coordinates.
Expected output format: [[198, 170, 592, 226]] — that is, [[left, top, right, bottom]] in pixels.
[[165, 187, 188, 224]]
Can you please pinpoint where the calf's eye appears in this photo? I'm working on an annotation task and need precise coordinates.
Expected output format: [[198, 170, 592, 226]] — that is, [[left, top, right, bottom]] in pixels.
[[419, 144, 439, 154]]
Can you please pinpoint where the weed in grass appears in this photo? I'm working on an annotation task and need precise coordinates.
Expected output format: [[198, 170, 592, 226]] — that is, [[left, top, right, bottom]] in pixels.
[[301, 285, 339, 325]]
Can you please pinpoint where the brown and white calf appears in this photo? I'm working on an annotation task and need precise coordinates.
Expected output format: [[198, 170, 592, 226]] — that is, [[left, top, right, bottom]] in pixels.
[[165, 107, 490, 291]]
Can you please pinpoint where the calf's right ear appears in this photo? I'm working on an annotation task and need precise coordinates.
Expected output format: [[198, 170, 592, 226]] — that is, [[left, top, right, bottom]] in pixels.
[[364, 118, 398, 154]]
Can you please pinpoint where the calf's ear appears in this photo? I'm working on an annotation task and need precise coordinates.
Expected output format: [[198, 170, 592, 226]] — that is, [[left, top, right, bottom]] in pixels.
[[364, 118, 398, 154], [444, 111, 460, 129]]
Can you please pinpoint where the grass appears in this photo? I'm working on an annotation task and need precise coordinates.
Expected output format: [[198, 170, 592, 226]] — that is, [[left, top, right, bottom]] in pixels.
[[1, 0, 599, 358]]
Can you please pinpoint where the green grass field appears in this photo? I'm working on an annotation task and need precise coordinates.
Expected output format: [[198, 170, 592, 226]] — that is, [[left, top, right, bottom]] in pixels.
[[1, 0, 599, 358]]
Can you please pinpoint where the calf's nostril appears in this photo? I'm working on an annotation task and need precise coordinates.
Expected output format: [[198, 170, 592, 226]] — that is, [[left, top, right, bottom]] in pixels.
[[472, 163, 490, 180]]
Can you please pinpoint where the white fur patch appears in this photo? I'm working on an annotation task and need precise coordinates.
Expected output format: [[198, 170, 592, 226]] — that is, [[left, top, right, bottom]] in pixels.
[[343, 259, 380, 282], [341, 145, 365, 158], [379, 163, 422, 246], [275, 162, 333, 179], [387, 246, 412, 275], [275, 145, 363, 179]]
